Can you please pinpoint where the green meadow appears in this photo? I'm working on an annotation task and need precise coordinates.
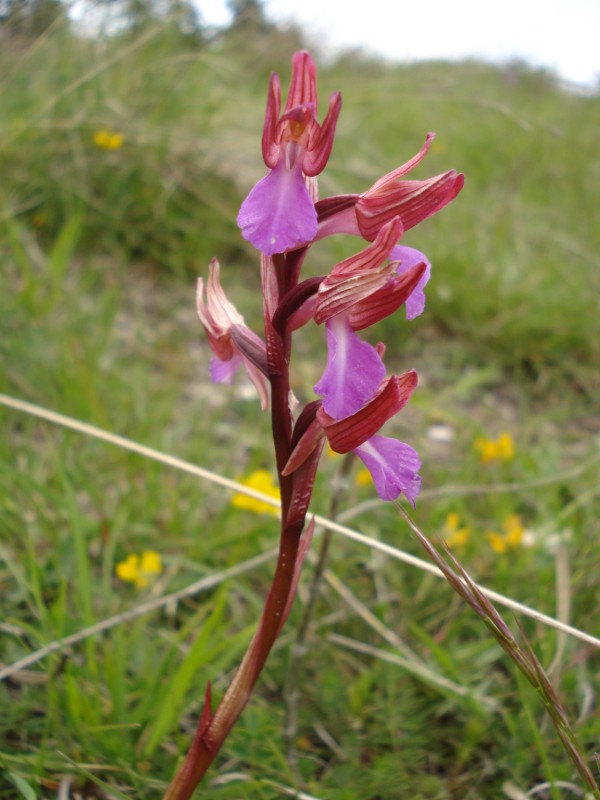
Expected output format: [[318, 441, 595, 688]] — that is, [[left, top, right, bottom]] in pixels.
[[1, 7, 599, 799]]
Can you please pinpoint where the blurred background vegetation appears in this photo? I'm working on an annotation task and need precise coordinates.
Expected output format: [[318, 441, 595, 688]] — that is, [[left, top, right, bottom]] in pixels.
[[1, 1, 599, 798]]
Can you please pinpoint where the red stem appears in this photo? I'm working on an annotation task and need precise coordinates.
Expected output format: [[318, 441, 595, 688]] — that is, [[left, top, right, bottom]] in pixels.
[[163, 519, 303, 799], [163, 253, 311, 799]]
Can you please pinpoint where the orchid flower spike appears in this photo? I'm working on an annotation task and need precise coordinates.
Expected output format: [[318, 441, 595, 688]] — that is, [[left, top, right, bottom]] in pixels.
[[237, 50, 342, 256], [175, 48, 466, 800], [197, 259, 270, 409]]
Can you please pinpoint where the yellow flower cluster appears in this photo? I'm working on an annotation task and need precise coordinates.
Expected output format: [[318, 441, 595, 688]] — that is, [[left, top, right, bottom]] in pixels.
[[443, 512, 470, 548], [474, 432, 515, 464], [116, 550, 162, 588], [486, 514, 525, 554], [231, 469, 280, 516], [93, 129, 124, 150]]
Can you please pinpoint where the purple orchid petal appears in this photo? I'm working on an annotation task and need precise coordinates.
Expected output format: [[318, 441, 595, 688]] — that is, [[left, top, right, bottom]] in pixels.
[[391, 245, 431, 320], [209, 354, 241, 385], [237, 157, 317, 256], [314, 315, 385, 419], [355, 435, 422, 504]]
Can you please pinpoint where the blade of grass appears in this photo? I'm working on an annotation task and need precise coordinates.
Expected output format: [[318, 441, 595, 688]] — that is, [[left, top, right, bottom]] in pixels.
[[46, 212, 84, 307], [57, 754, 133, 800], [61, 471, 99, 679], [0, 546, 277, 682], [140, 587, 229, 756]]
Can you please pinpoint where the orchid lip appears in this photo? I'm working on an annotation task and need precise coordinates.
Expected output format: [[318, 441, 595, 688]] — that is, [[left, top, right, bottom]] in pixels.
[[237, 156, 318, 256]]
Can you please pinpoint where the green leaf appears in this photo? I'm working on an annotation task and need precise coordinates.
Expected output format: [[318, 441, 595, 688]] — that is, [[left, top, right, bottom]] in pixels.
[[7, 773, 37, 800], [47, 212, 84, 303]]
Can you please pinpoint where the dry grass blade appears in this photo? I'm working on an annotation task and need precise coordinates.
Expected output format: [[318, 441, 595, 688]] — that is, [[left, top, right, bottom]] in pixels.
[[327, 633, 497, 710], [397, 504, 600, 799], [317, 559, 495, 707]]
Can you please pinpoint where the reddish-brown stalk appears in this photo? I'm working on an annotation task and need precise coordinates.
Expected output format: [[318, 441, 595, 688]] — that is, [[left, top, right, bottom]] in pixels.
[[164, 251, 318, 800]]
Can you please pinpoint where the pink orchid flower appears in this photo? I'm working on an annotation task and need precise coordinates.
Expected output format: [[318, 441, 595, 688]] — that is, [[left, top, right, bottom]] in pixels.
[[237, 51, 342, 255], [196, 258, 269, 409], [314, 315, 421, 503], [316, 133, 464, 242]]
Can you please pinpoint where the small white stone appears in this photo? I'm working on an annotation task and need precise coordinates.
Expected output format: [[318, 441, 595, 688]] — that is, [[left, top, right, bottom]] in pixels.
[[427, 423, 455, 443]]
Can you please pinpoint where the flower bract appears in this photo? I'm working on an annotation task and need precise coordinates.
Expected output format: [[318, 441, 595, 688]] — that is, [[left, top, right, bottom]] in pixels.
[[197, 259, 269, 409]]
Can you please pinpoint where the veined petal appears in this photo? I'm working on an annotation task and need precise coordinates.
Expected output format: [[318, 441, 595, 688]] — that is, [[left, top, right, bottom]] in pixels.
[[315, 194, 359, 240], [197, 260, 244, 360], [237, 157, 317, 255], [315, 135, 463, 243], [207, 259, 244, 325], [303, 91, 342, 177], [197, 260, 243, 332], [262, 72, 282, 168], [284, 50, 318, 113], [317, 371, 418, 453], [347, 261, 427, 330], [367, 133, 435, 192], [355, 436, 421, 504], [314, 261, 395, 323], [357, 170, 464, 241], [229, 324, 268, 375], [391, 245, 432, 320], [313, 316, 385, 419], [314, 217, 402, 324], [322, 217, 402, 280]]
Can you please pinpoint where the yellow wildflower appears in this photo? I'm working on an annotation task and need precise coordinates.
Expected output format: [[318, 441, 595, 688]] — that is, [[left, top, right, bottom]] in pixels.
[[116, 553, 139, 583], [116, 550, 162, 589], [486, 514, 525, 554], [487, 531, 507, 554], [503, 514, 525, 547], [355, 467, 372, 487], [140, 550, 163, 576], [443, 512, 470, 548], [496, 433, 515, 460], [231, 469, 280, 516], [93, 129, 124, 150], [474, 432, 515, 464]]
